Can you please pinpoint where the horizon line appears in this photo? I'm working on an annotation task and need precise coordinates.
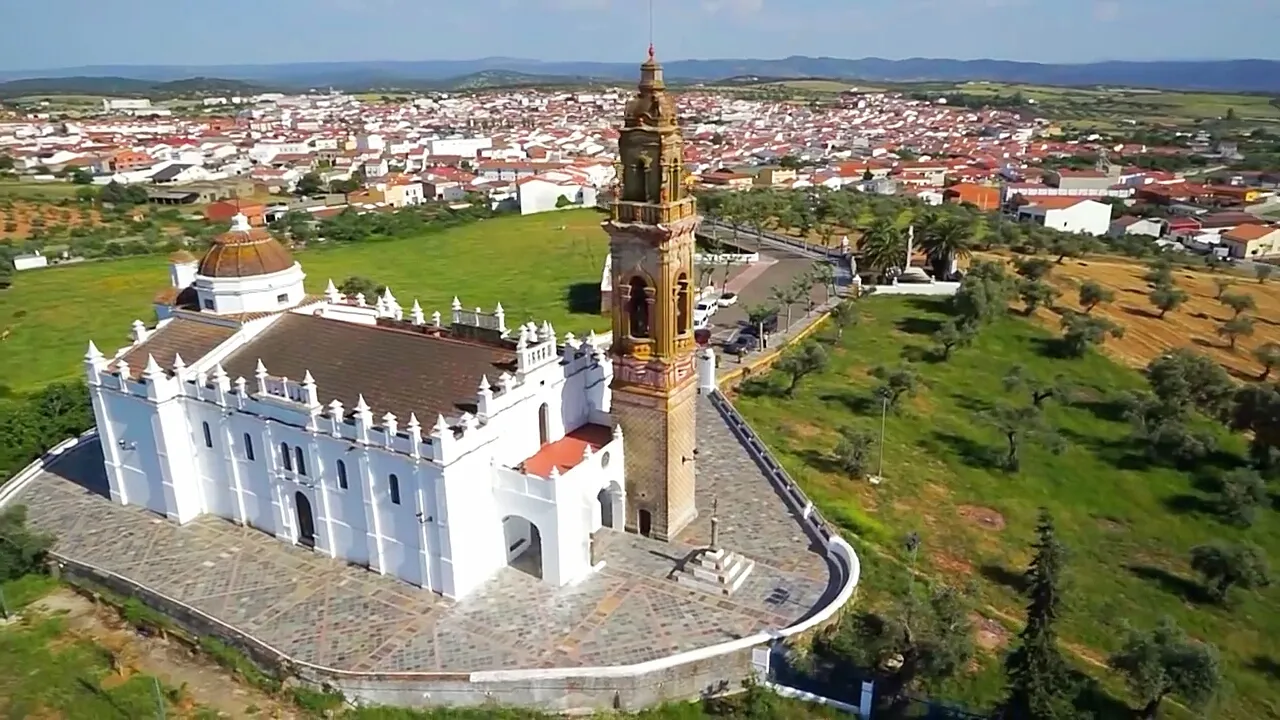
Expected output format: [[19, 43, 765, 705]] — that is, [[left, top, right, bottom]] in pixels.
[[3, 54, 1277, 75]]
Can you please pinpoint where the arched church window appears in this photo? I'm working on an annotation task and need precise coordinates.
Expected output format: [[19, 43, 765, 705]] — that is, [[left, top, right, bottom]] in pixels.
[[336, 459, 348, 490], [281, 442, 292, 472], [675, 272, 690, 335], [243, 433, 255, 461], [295, 446, 307, 476], [202, 422, 213, 449], [389, 474, 401, 505], [628, 277, 650, 338]]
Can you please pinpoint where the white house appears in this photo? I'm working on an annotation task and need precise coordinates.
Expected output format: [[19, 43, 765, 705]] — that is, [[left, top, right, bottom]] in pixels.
[[1108, 216, 1164, 239], [13, 251, 48, 271], [1015, 197, 1113, 236], [517, 173, 599, 215], [87, 213, 628, 600]]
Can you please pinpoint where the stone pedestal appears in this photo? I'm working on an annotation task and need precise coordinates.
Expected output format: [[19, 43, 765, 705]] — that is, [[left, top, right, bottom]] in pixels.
[[674, 547, 755, 596]]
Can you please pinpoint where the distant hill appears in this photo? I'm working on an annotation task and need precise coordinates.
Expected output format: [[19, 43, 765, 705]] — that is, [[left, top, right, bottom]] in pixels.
[[0, 75, 267, 99], [1, 56, 1279, 93]]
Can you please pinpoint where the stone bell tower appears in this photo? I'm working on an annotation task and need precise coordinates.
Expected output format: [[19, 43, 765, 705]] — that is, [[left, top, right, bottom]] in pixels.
[[604, 45, 700, 541]]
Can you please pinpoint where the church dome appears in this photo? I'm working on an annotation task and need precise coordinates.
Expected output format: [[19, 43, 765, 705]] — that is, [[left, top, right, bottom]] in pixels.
[[197, 213, 295, 278]]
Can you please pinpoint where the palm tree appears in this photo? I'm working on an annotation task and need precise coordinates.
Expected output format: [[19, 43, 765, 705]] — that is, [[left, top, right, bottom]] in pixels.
[[859, 218, 906, 282], [919, 214, 973, 279]]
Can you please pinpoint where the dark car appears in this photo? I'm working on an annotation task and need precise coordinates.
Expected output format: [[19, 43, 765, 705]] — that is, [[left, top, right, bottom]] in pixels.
[[724, 333, 760, 356], [739, 312, 779, 337]]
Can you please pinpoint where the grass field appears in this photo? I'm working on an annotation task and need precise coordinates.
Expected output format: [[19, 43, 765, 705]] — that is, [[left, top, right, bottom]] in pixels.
[[948, 81, 1280, 130], [733, 296, 1279, 719], [0, 210, 611, 395], [0, 179, 86, 201], [0, 606, 203, 719]]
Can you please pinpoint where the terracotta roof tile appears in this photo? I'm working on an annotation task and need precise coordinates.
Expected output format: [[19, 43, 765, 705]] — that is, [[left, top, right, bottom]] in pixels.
[[113, 318, 238, 378]]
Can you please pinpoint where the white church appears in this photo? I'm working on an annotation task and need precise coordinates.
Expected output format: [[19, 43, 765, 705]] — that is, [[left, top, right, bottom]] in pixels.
[[84, 212, 631, 599]]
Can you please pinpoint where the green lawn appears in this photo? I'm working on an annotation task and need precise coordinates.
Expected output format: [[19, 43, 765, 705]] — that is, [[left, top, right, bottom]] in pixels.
[[734, 296, 1279, 720], [0, 210, 611, 395]]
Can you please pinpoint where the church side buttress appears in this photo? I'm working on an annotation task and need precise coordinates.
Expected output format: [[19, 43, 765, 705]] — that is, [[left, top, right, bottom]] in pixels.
[[604, 46, 700, 541]]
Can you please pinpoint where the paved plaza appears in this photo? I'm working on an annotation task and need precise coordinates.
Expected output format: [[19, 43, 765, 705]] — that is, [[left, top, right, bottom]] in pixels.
[[14, 396, 835, 672]]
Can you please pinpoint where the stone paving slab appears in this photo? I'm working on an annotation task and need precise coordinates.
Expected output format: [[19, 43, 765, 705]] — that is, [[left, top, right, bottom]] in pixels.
[[11, 395, 836, 672]]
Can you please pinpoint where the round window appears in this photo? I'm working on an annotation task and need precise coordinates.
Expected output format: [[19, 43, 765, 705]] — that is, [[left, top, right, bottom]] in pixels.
[[600, 451, 611, 469]]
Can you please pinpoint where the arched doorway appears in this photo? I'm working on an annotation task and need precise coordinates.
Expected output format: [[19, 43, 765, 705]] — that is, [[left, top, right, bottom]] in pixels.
[[597, 489, 613, 529], [501, 515, 543, 580], [596, 482, 624, 531], [638, 508, 652, 538], [295, 492, 316, 549]]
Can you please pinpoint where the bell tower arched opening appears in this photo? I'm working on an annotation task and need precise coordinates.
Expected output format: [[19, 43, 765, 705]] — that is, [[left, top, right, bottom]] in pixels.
[[627, 277, 650, 338]]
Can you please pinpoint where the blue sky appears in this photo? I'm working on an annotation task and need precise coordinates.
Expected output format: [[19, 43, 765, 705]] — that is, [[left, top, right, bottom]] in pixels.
[[3, 0, 1278, 70]]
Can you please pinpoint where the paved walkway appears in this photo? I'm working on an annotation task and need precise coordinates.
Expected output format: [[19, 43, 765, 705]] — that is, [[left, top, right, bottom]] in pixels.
[[14, 397, 834, 672]]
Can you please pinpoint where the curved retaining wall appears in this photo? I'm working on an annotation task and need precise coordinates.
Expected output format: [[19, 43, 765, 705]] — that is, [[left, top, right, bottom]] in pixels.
[[3, 388, 859, 712]]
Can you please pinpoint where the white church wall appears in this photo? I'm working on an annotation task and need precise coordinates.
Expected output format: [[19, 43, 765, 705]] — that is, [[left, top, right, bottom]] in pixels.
[[95, 390, 167, 516]]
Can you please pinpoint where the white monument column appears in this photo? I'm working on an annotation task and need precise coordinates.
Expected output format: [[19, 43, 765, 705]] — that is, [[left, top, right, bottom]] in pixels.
[[698, 348, 717, 394]]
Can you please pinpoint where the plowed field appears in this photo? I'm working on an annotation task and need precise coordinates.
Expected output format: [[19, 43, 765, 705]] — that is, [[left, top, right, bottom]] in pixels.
[[1027, 255, 1280, 379]]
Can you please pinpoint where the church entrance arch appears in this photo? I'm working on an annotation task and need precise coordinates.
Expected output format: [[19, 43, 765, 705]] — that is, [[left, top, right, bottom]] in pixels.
[[295, 492, 316, 549], [501, 515, 543, 580], [597, 482, 624, 531]]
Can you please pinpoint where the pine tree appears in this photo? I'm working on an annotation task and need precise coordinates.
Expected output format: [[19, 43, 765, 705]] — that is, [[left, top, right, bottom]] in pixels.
[[1002, 509, 1077, 719]]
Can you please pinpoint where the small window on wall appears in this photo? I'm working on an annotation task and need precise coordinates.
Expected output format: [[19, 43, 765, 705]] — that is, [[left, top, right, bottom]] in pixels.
[[203, 299, 214, 310], [336, 459, 348, 490], [295, 446, 307, 476], [389, 474, 401, 505], [281, 442, 293, 471], [276, 293, 289, 304], [201, 422, 213, 448], [243, 433, 255, 461]]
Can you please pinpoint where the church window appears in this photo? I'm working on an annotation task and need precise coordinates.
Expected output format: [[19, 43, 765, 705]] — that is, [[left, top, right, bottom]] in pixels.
[[675, 272, 690, 335], [202, 299, 214, 310], [281, 442, 293, 472], [295, 446, 307, 476], [628, 277, 650, 338], [243, 433, 255, 461], [538, 403, 550, 446], [389, 474, 401, 505], [202, 422, 213, 448], [336, 459, 348, 490], [276, 293, 288, 304]]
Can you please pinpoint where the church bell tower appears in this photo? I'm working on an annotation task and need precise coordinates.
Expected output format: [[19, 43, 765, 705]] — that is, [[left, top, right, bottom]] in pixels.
[[604, 45, 701, 541]]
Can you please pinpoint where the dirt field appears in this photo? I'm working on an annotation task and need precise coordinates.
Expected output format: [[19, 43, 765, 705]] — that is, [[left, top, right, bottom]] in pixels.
[[0, 200, 103, 240], [29, 589, 297, 718], [1027, 255, 1280, 378]]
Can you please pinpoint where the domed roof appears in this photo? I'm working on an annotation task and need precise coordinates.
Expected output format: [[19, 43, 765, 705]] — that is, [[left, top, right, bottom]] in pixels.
[[197, 213, 295, 279]]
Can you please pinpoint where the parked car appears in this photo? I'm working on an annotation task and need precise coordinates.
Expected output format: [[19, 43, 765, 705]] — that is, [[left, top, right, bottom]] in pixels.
[[724, 333, 760, 356], [717, 292, 738, 307], [739, 312, 779, 337]]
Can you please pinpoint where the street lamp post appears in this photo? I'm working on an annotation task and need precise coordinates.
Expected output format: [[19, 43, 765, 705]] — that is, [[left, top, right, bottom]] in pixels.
[[870, 392, 888, 485]]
